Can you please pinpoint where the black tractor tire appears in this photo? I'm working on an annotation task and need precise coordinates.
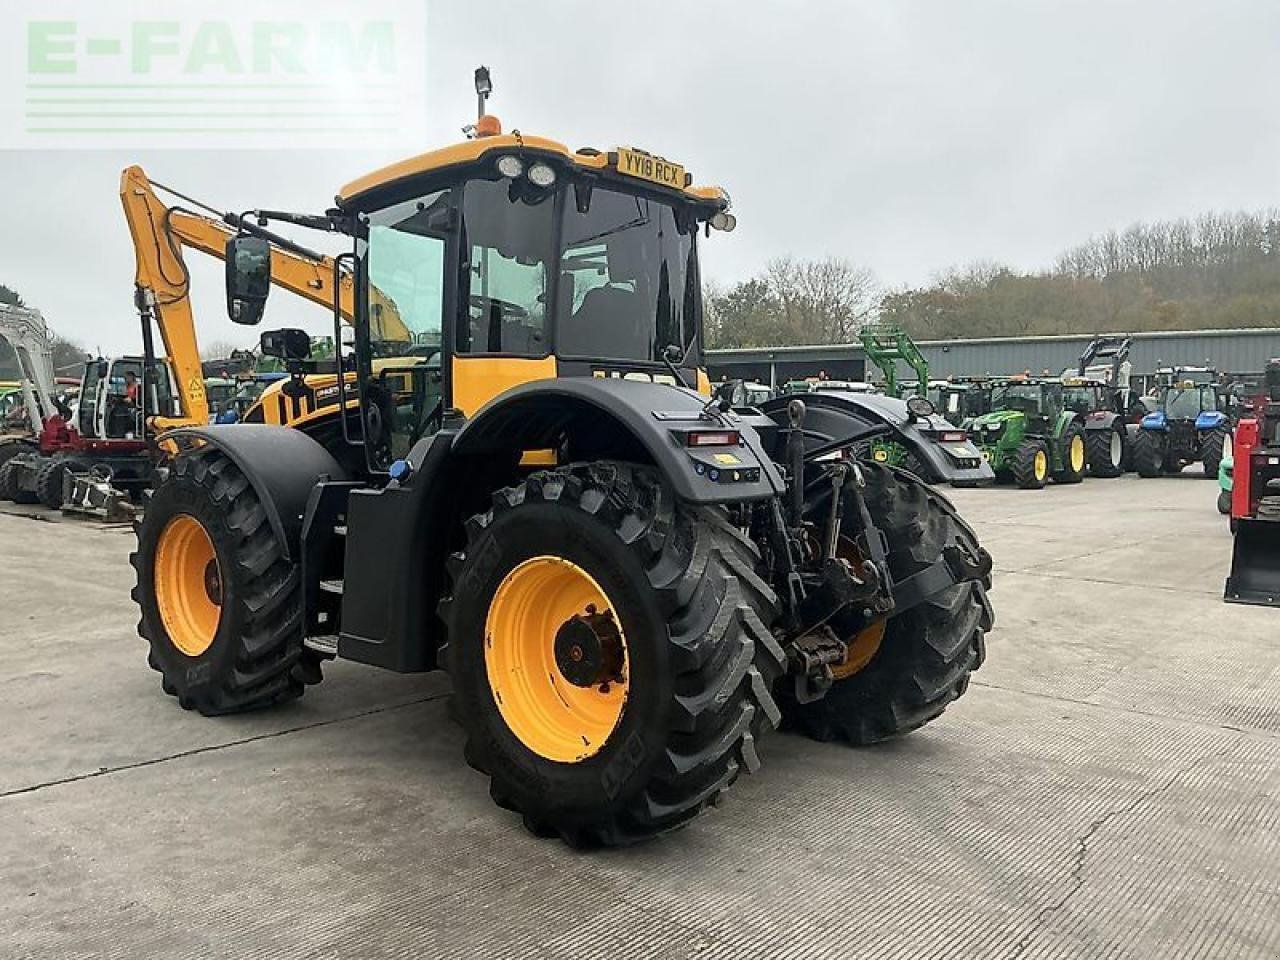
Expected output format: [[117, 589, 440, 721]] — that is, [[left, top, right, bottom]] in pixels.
[[1217, 489, 1232, 515], [1131, 429, 1164, 478], [1087, 425, 1125, 478], [1200, 427, 1229, 478], [34, 457, 69, 509], [1010, 438, 1049, 489], [1051, 423, 1087, 484], [0, 459, 19, 502], [440, 461, 785, 847], [131, 447, 323, 716], [781, 463, 993, 744]]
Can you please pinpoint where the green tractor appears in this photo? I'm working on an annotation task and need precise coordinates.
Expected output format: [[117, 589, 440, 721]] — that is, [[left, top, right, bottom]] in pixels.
[[969, 378, 1088, 489], [859, 322, 932, 470]]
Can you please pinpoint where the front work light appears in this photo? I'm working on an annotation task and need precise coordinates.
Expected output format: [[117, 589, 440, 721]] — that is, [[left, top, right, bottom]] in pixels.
[[496, 155, 525, 178], [528, 162, 557, 188]]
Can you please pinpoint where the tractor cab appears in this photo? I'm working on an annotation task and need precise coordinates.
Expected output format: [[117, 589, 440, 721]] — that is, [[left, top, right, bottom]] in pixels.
[[990, 379, 1061, 429], [932, 378, 994, 425], [228, 97, 733, 475]]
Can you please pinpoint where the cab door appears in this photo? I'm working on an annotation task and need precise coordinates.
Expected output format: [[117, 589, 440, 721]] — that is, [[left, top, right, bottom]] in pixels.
[[358, 189, 452, 470]]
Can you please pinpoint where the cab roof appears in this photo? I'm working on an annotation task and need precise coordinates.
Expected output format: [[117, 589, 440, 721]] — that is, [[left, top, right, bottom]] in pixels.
[[336, 131, 729, 210]]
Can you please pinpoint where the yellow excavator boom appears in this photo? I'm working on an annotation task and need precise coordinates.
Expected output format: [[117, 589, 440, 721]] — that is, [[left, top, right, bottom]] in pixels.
[[120, 164, 408, 433]]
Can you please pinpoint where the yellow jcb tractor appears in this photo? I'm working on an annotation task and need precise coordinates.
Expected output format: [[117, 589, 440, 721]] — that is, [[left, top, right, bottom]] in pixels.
[[132, 69, 994, 846]]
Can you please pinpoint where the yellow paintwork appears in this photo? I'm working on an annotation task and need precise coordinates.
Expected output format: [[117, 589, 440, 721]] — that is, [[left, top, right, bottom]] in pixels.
[[1034, 450, 1048, 481], [519, 449, 558, 467], [832, 619, 886, 680], [451, 355, 558, 417], [695, 368, 712, 397], [154, 514, 221, 657], [338, 132, 729, 210], [484, 555, 628, 762]]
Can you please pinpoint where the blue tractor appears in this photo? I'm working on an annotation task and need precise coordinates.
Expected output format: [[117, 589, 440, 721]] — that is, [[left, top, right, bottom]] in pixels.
[[1130, 366, 1230, 478]]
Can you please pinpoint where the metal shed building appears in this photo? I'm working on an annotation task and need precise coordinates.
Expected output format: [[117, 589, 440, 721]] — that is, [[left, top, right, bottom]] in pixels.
[[707, 327, 1280, 388]]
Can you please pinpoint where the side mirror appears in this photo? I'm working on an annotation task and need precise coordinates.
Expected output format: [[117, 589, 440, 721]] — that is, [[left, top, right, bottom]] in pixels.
[[96, 359, 108, 379], [226, 235, 272, 326], [259, 328, 312, 362]]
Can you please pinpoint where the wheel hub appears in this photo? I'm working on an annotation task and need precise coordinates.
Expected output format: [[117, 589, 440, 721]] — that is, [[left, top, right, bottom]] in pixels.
[[203, 558, 223, 606], [554, 607, 624, 689], [484, 555, 630, 762]]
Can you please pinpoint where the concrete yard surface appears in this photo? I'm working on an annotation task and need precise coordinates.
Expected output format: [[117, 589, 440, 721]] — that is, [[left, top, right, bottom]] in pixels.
[[0, 474, 1277, 959]]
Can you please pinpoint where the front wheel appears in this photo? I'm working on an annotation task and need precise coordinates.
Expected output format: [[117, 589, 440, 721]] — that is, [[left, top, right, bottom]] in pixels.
[[1217, 489, 1232, 515], [1131, 430, 1164, 478], [1011, 439, 1049, 489], [1200, 427, 1229, 478], [1052, 424, 1087, 484], [441, 462, 784, 847], [132, 448, 322, 715]]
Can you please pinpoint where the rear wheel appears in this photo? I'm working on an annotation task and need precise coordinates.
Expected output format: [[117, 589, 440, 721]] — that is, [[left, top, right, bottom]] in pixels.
[[1010, 439, 1049, 489], [782, 463, 993, 744], [1200, 427, 1228, 478], [0, 458, 18, 501], [1052, 424, 1087, 484], [441, 462, 784, 847], [132, 448, 322, 715], [1087, 425, 1125, 478], [1131, 429, 1163, 478]]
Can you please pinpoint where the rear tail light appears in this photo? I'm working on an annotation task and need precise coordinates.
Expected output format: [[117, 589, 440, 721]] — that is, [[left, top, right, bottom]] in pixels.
[[939, 431, 967, 442], [686, 430, 740, 447]]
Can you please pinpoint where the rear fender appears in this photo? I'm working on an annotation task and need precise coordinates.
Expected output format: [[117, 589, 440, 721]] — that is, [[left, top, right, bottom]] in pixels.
[[1082, 411, 1121, 432], [453, 377, 784, 503]]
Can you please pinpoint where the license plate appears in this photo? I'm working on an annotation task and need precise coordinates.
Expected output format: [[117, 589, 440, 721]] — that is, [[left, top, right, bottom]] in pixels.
[[945, 443, 978, 457], [615, 148, 685, 189]]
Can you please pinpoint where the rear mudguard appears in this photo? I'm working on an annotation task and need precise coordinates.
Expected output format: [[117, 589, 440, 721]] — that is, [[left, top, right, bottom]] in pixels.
[[453, 377, 785, 503], [762, 391, 994, 487], [1081, 411, 1121, 433]]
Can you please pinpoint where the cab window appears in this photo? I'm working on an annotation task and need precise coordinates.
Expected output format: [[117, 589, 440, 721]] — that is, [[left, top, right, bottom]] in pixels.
[[457, 178, 552, 356]]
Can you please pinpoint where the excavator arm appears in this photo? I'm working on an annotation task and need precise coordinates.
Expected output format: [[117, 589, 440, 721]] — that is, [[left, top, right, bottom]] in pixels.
[[120, 165, 409, 433], [0, 302, 60, 433]]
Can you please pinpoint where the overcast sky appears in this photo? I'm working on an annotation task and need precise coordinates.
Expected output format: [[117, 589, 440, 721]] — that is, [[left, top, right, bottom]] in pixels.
[[4, 0, 1280, 355]]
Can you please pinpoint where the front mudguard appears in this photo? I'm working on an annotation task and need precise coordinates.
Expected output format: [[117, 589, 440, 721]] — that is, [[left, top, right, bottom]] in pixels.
[[161, 425, 348, 560]]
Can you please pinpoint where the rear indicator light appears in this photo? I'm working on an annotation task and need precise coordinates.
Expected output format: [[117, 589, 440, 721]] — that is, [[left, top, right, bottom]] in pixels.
[[686, 430, 740, 447]]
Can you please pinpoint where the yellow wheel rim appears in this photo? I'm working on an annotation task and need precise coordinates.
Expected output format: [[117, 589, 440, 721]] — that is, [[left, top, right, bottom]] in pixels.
[[832, 619, 885, 680], [1070, 435, 1085, 472], [484, 556, 628, 763], [1034, 450, 1048, 481], [154, 514, 222, 657]]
